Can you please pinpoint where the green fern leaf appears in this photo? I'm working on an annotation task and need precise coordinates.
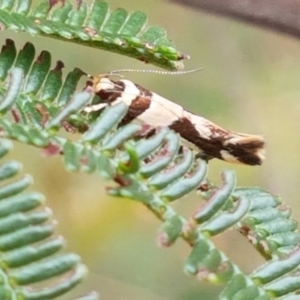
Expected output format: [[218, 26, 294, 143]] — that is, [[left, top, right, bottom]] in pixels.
[[0, 0, 189, 70], [0, 139, 89, 300]]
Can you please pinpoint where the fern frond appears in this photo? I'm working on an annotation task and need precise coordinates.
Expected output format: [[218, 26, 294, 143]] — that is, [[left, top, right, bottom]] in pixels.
[[0, 138, 89, 300], [0, 39, 89, 132], [234, 187, 298, 259], [0, 0, 188, 70]]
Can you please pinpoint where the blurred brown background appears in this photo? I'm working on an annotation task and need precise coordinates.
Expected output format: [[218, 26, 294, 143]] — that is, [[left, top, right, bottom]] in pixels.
[[3, 0, 300, 299]]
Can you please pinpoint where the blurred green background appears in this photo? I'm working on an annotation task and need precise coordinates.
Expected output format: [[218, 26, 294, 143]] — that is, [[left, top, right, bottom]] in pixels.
[[3, 0, 300, 299]]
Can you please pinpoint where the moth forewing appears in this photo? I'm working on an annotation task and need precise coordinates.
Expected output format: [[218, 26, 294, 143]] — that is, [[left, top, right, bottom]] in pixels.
[[85, 74, 265, 166], [185, 112, 228, 140], [114, 80, 141, 106], [133, 91, 184, 127]]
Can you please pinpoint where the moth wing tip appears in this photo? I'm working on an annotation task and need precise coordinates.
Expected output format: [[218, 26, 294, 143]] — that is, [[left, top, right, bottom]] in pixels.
[[224, 134, 266, 166]]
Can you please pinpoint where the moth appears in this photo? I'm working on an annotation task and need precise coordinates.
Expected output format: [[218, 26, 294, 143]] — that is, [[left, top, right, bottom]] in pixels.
[[84, 70, 265, 166]]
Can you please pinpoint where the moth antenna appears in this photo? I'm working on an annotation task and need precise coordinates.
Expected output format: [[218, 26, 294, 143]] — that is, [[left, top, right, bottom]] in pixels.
[[87, 73, 124, 79], [107, 73, 124, 79], [109, 68, 203, 76]]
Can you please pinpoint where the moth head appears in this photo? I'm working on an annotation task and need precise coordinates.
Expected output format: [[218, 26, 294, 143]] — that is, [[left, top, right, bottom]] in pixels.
[[88, 74, 121, 93]]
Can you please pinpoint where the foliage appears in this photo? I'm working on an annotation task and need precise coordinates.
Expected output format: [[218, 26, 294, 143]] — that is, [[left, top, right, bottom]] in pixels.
[[0, 0, 298, 299]]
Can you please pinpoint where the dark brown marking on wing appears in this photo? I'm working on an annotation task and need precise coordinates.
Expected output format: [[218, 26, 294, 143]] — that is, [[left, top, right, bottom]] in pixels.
[[84, 79, 125, 118], [169, 117, 223, 160], [206, 124, 228, 136], [120, 96, 151, 126], [134, 83, 153, 101], [118, 83, 152, 126], [169, 117, 264, 165], [97, 80, 125, 104], [97, 80, 152, 126], [224, 140, 264, 165]]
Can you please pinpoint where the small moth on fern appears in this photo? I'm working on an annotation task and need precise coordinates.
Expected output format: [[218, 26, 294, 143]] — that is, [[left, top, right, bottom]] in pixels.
[[84, 69, 265, 165]]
